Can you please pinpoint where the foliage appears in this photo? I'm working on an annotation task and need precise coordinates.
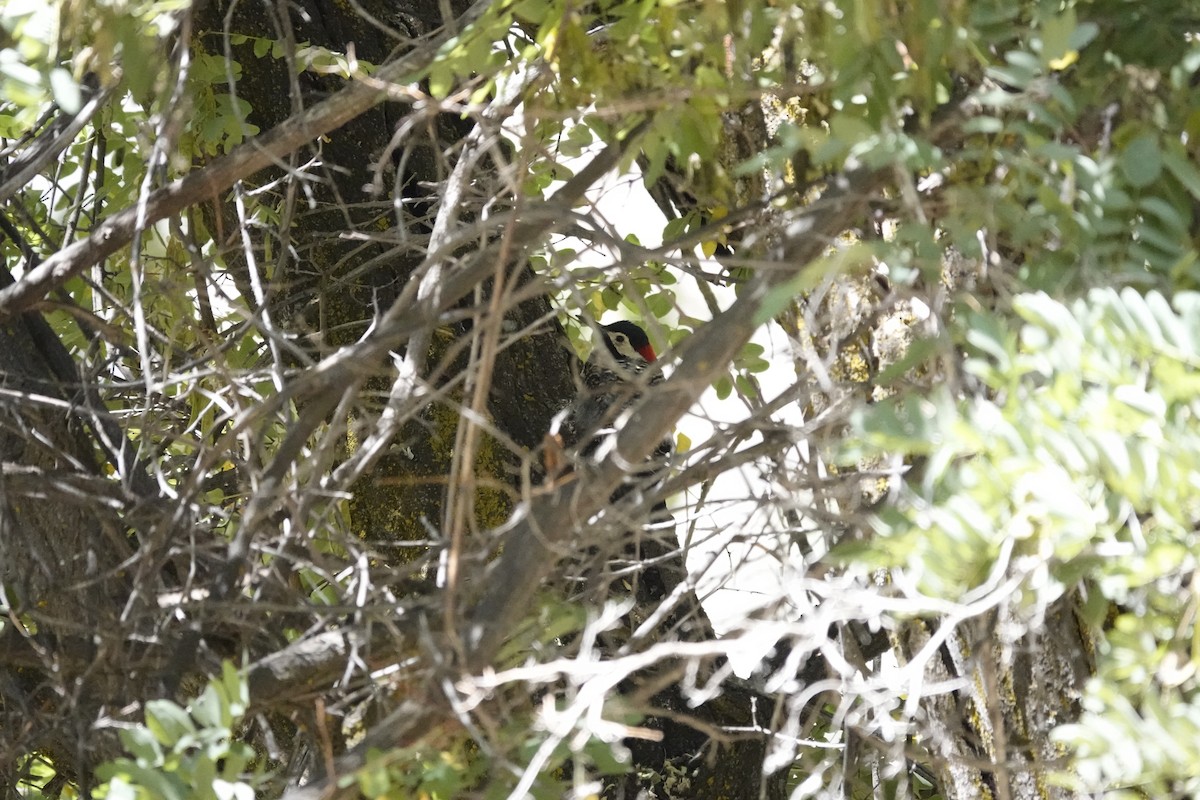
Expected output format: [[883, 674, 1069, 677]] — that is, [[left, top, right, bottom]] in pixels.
[[844, 289, 1197, 598], [4, 0, 1200, 799], [838, 286, 1200, 793], [96, 663, 261, 800], [0, 0, 184, 123]]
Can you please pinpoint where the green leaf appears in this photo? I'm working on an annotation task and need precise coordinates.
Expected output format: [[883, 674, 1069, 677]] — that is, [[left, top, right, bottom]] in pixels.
[[427, 62, 454, 98], [642, 133, 669, 186], [0, 114, 22, 137], [646, 290, 675, 318], [582, 736, 630, 777], [145, 699, 196, 746], [190, 684, 225, 730], [1136, 220, 1182, 257], [1120, 134, 1162, 188], [1117, 287, 1163, 347], [1163, 146, 1200, 200], [1069, 21, 1100, 51], [1138, 196, 1187, 236], [221, 661, 249, 718], [559, 122, 593, 158], [601, 286, 621, 311], [118, 725, 164, 766], [963, 116, 1004, 134], [1040, 9, 1085, 70], [103, 762, 188, 800]]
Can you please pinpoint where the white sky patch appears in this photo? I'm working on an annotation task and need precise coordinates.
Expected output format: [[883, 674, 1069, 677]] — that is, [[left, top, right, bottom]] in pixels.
[[549, 148, 816, 641]]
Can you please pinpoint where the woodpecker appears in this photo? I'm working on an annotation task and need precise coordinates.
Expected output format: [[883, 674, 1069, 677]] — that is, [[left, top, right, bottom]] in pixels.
[[590, 320, 659, 370], [564, 321, 692, 638], [582, 320, 660, 396], [567, 320, 667, 463]]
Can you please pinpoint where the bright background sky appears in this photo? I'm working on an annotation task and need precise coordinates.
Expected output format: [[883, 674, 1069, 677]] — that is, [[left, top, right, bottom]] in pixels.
[[559, 165, 812, 659]]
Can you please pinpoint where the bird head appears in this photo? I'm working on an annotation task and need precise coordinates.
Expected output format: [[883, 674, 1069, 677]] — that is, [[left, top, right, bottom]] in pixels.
[[599, 320, 657, 366]]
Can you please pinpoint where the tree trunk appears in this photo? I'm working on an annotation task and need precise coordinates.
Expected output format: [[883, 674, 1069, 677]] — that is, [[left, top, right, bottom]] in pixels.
[[187, 1, 781, 796], [902, 598, 1093, 800], [0, 276, 132, 786]]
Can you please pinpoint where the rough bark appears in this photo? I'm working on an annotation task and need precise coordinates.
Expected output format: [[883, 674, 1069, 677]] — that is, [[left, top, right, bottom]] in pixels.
[[0, 275, 130, 786], [1, 2, 1107, 798], [899, 597, 1093, 800], [187, 1, 786, 797]]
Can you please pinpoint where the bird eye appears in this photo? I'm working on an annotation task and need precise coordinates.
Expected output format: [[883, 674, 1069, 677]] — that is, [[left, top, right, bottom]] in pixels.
[[614, 334, 626, 343]]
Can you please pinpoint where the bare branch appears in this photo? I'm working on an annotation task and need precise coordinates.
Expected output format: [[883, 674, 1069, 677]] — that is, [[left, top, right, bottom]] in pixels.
[[273, 165, 885, 800], [0, 0, 495, 319], [462, 168, 884, 670]]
